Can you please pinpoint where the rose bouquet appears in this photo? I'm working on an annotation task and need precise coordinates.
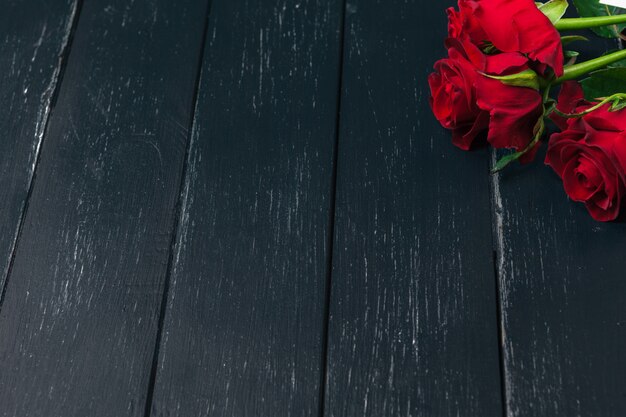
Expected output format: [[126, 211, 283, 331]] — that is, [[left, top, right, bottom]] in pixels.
[[428, 0, 626, 221]]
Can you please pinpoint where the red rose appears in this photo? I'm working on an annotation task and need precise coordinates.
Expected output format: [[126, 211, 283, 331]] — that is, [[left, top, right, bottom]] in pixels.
[[431, 0, 563, 160], [428, 40, 490, 150], [447, 0, 564, 76], [545, 82, 626, 221], [429, 35, 545, 158], [475, 73, 544, 162]]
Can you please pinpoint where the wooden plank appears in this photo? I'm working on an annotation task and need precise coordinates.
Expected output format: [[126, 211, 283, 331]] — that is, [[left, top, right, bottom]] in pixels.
[[324, 1, 503, 416], [0, 0, 78, 292], [148, 1, 343, 416], [494, 39, 626, 417], [0, 1, 209, 416]]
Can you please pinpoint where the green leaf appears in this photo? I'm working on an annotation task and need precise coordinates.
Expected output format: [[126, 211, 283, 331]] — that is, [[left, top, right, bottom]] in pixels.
[[564, 50, 580, 59], [560, 35, 589, 45], [481, 42, 499, 55], [611, 58, 626, 68], [580, 67, 626, 100], [493, 151, 525, 172], [601, 49, 626, 68], [481, 69, 542, 90], [611, 99, 626, 111], [537, 0, 570, 24], [572, 0, 626, 38]]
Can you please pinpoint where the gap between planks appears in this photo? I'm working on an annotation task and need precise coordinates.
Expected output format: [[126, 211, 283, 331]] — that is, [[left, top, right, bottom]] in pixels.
[[318, 0, 349, 416], [0, 0, 83, 315], [141, 2, 214, 417]]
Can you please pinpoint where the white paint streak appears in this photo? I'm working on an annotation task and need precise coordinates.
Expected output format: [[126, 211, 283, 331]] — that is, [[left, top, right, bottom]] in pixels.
[[31, 24, 47, 63], [33, 1, 79, 152], [490, 148, 514, 417], [0, 1, 80, 287]]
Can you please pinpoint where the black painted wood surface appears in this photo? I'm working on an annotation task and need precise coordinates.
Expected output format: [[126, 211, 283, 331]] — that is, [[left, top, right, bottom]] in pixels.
[[0, 1, 209, 416], [0, 0, 78, 292], [0, 1, 625, 417], [149, 1, 343, 416], [493, 37, 626, 417], [323, 1, 503, 416]]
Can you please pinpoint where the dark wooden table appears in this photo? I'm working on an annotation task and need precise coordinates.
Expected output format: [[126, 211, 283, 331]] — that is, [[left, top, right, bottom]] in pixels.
[[0, 1, 624, 416]]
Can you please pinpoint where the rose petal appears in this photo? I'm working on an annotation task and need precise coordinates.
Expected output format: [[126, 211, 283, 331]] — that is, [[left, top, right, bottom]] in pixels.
[[562, 157, 600, 202], [584, 106, 626, 132], [546, 133, 585, 176], [475, 75, 543, 155], [484, 52, 529, 75], [452, 110, 489, 150], [472, 0, 564, 76], [585, 192, 619, 222], [550, 81, 588, 131]]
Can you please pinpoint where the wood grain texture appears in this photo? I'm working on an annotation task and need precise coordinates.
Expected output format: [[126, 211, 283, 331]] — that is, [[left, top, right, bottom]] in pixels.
[[149, 1, 343, 416], [0, 0, 78, 292], [493, 38, 626, 417], [323, 1, 503, 416], [0, 1, 209, 416]]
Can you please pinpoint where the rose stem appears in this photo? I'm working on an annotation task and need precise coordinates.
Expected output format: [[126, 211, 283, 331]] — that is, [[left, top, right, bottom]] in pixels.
[[555, 49, 626, 83], [552, 93, 626, 118], [555, 15, 626, 31]]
